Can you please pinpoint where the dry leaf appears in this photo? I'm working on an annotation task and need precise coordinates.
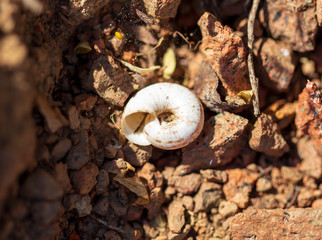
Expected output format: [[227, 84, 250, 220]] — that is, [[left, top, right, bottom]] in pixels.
[[74, 41, 92, 54], [237, 90, 254, 103], [163, 48, 176, 80], [118, 59, 161, 75]]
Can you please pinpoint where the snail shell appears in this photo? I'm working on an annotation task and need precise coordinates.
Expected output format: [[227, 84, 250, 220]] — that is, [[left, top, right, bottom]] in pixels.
[[121, 82, 204, 150]]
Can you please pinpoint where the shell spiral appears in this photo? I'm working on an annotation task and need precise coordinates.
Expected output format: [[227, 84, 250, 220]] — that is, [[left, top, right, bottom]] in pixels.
[[121, 82, 204, 150]]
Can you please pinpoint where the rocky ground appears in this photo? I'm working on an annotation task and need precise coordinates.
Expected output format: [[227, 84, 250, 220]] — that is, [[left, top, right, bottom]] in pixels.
[[0, 0, 321, 239]]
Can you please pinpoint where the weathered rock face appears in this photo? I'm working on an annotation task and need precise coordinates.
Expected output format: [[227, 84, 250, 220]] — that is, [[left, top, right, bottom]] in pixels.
[[181, 112, 249, 174], [230, 208, 322, 239]]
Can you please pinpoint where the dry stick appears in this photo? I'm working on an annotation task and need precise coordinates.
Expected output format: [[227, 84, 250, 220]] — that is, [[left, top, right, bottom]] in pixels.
[[247, 0, 261, 117]]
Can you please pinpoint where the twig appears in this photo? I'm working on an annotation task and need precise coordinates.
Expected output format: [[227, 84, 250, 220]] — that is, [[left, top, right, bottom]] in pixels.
[[247, 0, 261, 117], [89, 215, 127, 235]]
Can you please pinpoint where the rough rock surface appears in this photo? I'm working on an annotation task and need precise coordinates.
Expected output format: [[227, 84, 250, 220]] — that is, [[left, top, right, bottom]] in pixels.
[[168, 173, 202, 195], [66, 130, 90, 169], [253, 38, 295, 92], [90, 55, 135, 107], [181, 112, 249, 174], [295, 81, 322, 155], [259, 0, 318, 52], [194, 182, 222, 212], [249, 113, 289, 157], [230, 208, 322, 239], [198, 12, 250, 96], [122, 142, 152, 167]]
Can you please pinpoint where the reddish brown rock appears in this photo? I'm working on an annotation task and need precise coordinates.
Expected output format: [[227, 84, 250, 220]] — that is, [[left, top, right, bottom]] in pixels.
[[53, 163, 72, 192], [198, 12, 250, 96], [51, 138, 72, 161], [223, 169, 259, 209], [66, 130, 90, 169], [168, 173, 201, 195], [67, 105, 80, 130], [194, 182, 222, 212], [256, 177, 272, 192], [253, 38, 295, 92], [295, 81, 322, 155], [69, 0, 109, 23], [298, 137, 322, 179], [317, 0, 322, 26], [90, 55, 135, 107], [181, 112, 249, 174], [75, 94, 97, 112], [70, 162, 99, 195], [95, 169, 110, 195], [21, 169, 64, 200], [249, 113, 289, 157], [122, 142, 152, 167], [297, 188, 315, 207], [137, 163, 164, 191], [145, 187, 165, 220], [75, 195, 92, 217], [230, 208, 322, 239], [312, 199, 322, 208], [168, 200, 185, 233], [133, 0, 182, 19], [218, 200, 238, 218], [281, 166, 303, 184], [200, 169, 228, 183], [259, 0, 318, 52], [92, 197, 109, 216]]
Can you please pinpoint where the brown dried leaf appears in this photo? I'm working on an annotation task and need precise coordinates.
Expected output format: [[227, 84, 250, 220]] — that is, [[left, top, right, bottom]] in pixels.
[[118, 59, 161, 75]]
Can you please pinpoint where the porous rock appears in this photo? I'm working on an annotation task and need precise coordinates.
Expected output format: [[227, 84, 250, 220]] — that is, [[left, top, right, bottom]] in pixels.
[[181, 112, 249, 174], [249, 113, 289, 157], [122, 142, 152, 167], [194, 182, 222, 212], [168, 173, 201, 195], [230, 208, 322, 239]]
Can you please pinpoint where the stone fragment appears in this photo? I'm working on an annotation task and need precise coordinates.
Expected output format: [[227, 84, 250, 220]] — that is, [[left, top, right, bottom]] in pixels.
[[90, 55, 135, 107], [253, 38, 295, 92], [298, 137, 322, 179], [218, 201, 238, 218], [102, 230, 121, 240], [70, 162, 99, 195], [122, 142, 152, 167], [36, 94, 69, 133], [181, 112, 248, 174], [312, 199, 322, 208], [251, 194, 286, 209], [92, 197, 109, 216], [53, 163, 72, 192], [168, 200, 185, 233], [69, 0, 109, 23], [137, 163, 164, 191], [198, 12, 250, 96], [256, 177, 272, 192], [181, 196, 194, 211], [295, 81, 322, 155], [297, 188, 315, 207], [281, 166, 303, 184], [75, 94, 97, 112], [259, 0, 318, 52], [67, 105, 80, 130], [75, 195, 92, 217], [0, 34, 27, 68], [30, 200, 62, 225], [223, 169, 259, 209], [95, 169, 109, 195], [194, 182, 222, 212], [127, 206, 144, 221], [249, 113, 289, 157], [145, 187, 165, 220], [230, 208, 322, 239], [317, 0, 322, 26], [51, 138, 72, 161], [133, 0, 182, 19], [168, 173, 201, 195], [21, 169, 63, 200], [66, 130, 90, 169], [200, 169, 228, 183]]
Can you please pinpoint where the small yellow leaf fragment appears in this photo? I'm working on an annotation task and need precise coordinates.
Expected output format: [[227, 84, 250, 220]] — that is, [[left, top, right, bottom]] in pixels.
[[115, 31, 122, 40], [74, 41, 92, 54], [237, 90, 254, 103], [118, 59, 161, 75], [163, 48, 176, 80]]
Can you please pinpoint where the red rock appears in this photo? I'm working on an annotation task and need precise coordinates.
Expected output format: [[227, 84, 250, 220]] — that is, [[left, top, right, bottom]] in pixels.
[[92, 197, 109, 216], [66, 130, 90, 170], [53, 163, 72, 192], [70, 162, 99, 195], [317, 0, 322, 26], [181, 196, 194, 211], [75, 195, 92, 217], [90, 55, 135, 107], [259, 0, 318, 52], [21, 169, 64, 200], [200, 169, 228, 183], [223, 169, 259, 209], [51, 137, 72, 161], [256, 177, 272, 192], [194, 182, 222, 212], [249, 113, 289, 157], [67, 105, 80, 130], [297, 188, 315, 207], [75, 94, 97, 112], [230, 208, 322, 239], [253, 38, 295, 92], [298, 137, 322, 179], [281, 166, 303, 184], [181, 112, 249, 174], [168, 173, 201, 195], [133, 0, 182, 19], [198, 12, 250, 96], [122, 142, 152, 167], [295, 81, 322, 155], [126, 206, 144, 221], [137, 163, 164, 191], [218, 200, 238, 218], [312, 198, 322, 208], [145, 187, 165, 220], [168, 200, 185, 233], [95, 169, 110, 195]]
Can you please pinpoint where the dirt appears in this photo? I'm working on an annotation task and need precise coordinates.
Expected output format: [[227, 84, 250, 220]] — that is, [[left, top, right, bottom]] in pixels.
[[0, 0, 321, 239]]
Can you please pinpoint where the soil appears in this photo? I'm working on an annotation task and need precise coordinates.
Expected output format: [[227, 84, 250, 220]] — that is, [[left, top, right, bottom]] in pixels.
[[0, 0, 321, 240]]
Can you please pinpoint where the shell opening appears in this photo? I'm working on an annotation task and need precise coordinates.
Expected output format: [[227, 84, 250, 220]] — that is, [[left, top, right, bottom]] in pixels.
[[157, 111, 176, 123]]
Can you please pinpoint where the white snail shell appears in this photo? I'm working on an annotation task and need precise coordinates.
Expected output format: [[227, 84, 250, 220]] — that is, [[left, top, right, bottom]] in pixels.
[[121, 82, 204, 150]]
